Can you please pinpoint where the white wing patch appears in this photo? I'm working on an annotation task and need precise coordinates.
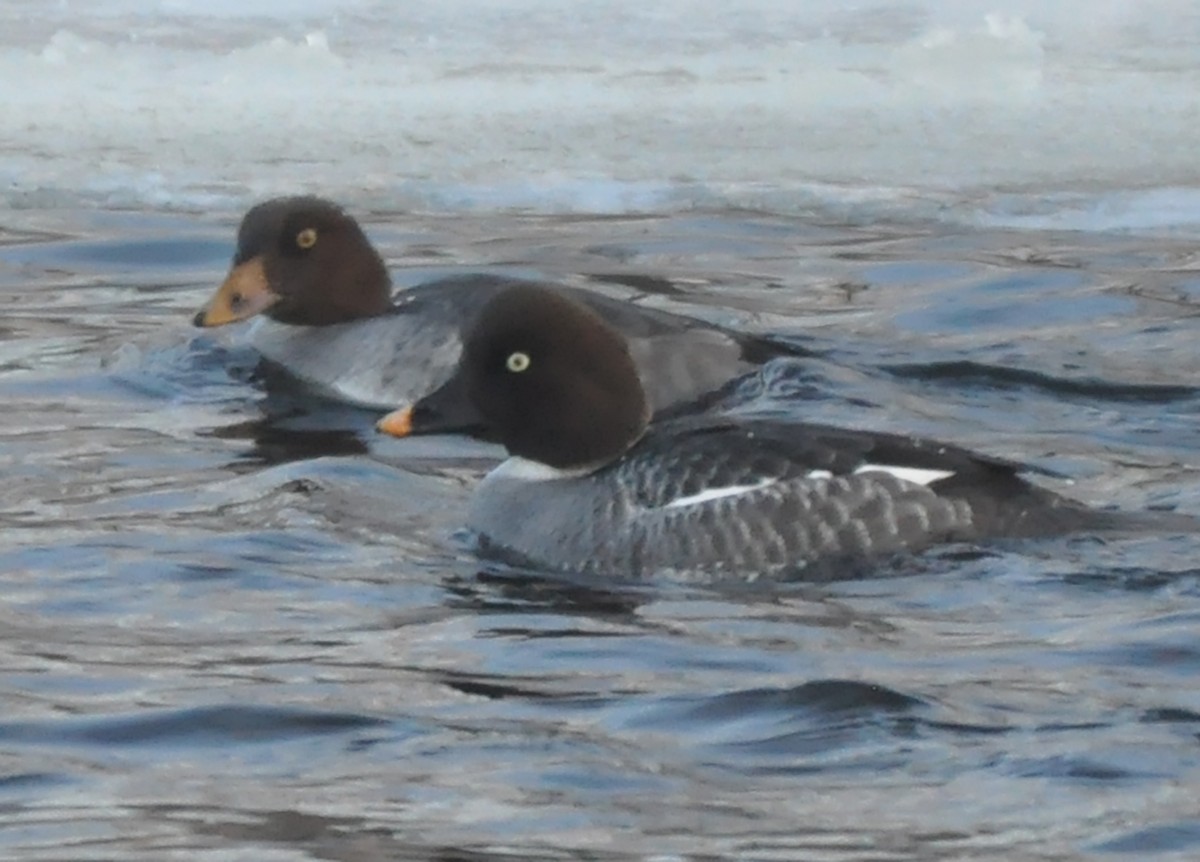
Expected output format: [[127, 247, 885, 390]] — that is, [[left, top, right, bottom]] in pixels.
[[664, 478, 776, 508], [660, 464, 953, 510], [854, 464, 954, 486]]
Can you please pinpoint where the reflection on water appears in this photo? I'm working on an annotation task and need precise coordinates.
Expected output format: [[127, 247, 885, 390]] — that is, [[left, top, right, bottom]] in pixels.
[[0, 207, 1199, 859]]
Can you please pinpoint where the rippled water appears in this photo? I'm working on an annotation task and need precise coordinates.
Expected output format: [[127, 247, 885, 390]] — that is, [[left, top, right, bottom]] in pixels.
[[2, 208, 1200, 860]]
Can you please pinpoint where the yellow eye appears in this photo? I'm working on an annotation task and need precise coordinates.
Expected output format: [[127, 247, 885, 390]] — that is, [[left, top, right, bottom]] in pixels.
[[506, 351, 531, 373], [296, 227, 318, 249]]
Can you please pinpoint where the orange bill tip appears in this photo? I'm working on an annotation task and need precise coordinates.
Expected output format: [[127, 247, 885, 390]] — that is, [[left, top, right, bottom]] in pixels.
[[376, 406, 415, 438]]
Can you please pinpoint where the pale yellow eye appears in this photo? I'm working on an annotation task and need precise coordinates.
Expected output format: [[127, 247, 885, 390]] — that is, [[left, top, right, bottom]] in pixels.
[[506, 351, 531, 373], [296, 227, 318, 249]]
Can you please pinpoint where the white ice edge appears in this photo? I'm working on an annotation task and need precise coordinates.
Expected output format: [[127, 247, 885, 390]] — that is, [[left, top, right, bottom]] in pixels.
[[2, 0, 1199, 230]]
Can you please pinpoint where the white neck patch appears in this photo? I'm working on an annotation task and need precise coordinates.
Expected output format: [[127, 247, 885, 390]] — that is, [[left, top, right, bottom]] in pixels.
[[489, 457, 592, 482]]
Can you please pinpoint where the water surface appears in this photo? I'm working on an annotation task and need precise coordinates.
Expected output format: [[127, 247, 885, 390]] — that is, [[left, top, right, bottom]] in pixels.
[[0, 207, 1198, 859]]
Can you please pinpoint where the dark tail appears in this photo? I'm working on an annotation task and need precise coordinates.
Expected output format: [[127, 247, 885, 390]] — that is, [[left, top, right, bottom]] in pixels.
[[939, 471, 1200, 539]]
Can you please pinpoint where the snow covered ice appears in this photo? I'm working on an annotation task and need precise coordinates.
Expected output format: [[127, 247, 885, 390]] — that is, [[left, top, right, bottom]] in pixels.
[[1, 0, 1199, 229]]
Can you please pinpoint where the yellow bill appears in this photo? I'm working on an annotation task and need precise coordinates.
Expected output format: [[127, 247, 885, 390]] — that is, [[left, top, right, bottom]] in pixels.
[[193, 256, 280, 327]]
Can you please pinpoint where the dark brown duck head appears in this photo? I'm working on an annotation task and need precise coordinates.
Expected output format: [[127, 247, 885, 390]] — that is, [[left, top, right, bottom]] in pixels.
[[378, 284, 652, 470], [194, 196, 392, 328]]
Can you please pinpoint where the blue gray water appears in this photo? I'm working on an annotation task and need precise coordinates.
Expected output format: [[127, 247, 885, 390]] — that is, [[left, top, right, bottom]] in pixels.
[[1, 207, 1199, 860]]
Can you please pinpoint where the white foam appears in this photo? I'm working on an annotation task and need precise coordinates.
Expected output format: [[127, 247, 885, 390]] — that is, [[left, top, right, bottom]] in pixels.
[[3, 0, 1200, 228]]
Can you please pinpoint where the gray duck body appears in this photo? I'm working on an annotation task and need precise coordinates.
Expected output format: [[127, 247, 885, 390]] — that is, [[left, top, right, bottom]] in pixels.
[[467, 416, 1121, 580], [250, 274, 780, 413]]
